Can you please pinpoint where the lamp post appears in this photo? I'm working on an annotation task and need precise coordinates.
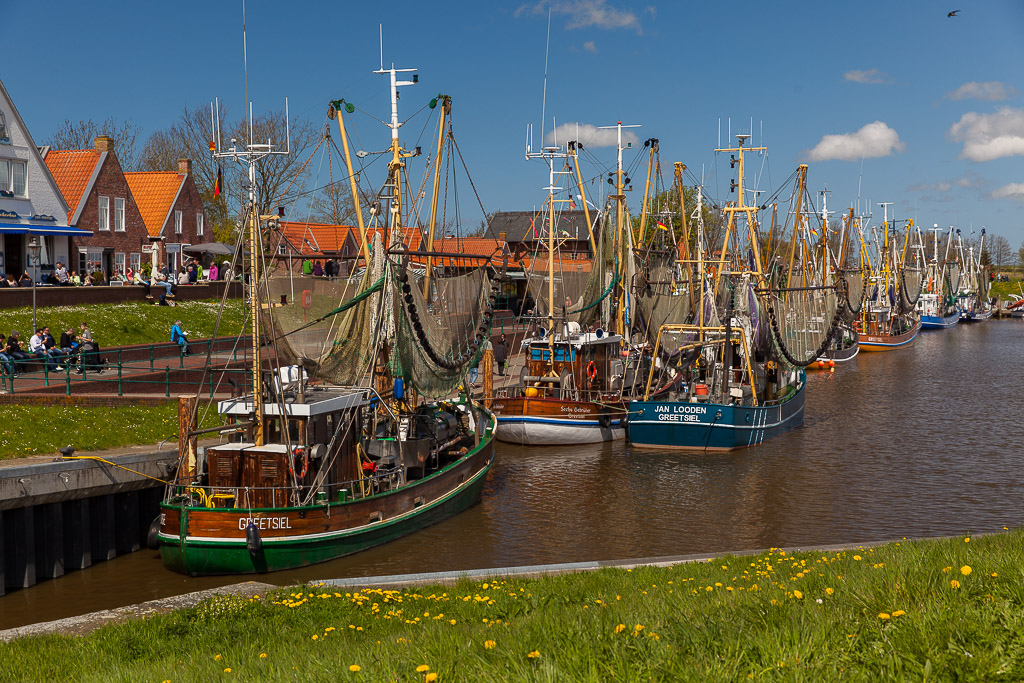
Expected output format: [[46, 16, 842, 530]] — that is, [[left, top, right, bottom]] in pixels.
[[27, 235, 41, 333]]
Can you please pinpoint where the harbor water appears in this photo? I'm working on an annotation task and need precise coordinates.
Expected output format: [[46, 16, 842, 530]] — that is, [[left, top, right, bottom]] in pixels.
[[2, 320, 1021, 630]]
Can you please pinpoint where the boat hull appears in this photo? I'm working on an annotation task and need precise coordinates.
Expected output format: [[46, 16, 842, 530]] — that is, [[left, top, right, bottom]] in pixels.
[[920, 312, 960, 329], [858, 322, 920, 352], [960, 308, 994, 323], [628, 380, 805, 451], [492, 396, 627, 445], [158, 433, 494, 576], [811, 341, 859, 367]]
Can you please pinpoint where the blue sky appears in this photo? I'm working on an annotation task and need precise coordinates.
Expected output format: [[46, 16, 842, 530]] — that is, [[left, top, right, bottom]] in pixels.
[[6, 0, 1024, 246]]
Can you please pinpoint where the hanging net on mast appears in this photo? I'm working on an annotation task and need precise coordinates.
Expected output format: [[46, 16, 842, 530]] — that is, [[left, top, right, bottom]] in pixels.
[[840, 268, 865, 315], [262, 235, 386, 386], [899, 259, 924, 313], [634, 246, 692, 353], [391, 255, 499, 398]]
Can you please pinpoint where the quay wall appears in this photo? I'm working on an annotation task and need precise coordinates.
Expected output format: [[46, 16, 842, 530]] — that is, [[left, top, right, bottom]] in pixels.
[[0, 448, 173, 596], [0, 280, 242, 309]]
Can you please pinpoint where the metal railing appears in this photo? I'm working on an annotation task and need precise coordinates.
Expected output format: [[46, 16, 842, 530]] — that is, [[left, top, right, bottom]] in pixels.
[[1, 338, 252, 397]]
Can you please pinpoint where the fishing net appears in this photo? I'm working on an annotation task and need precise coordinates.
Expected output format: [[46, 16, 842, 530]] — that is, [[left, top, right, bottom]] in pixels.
[[978, 266, 990, 298], [899, 259, 924, 313], [262, 237, 385, 385], [634, 246, 692, 351], [390, 259, 495, 398], [766, 283, 839, 367], [948, 263, 961, 293], [840, 269, 865, 314], [568, 216, 617, 329]]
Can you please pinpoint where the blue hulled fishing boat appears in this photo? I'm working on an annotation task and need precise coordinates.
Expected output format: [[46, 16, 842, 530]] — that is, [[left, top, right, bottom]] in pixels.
[[628, 140, 836, 451]]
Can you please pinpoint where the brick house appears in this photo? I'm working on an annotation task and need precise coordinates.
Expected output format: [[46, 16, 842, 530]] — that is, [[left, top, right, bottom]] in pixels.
[[125, 160, 211, 274], [44, 136, 149, 279]]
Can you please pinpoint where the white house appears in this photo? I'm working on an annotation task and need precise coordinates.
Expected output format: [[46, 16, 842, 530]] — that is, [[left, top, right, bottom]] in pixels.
[[0, 77, 90, 281]]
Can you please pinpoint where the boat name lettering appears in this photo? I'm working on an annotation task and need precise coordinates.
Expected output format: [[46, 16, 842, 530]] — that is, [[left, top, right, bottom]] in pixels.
[[560, 406, 590, 414], [654, 404, 707, 422], [238, 516, 292, 530]]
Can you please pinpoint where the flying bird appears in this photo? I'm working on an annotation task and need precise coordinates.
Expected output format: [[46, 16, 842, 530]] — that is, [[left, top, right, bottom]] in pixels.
[[947, 9, 960, 17]]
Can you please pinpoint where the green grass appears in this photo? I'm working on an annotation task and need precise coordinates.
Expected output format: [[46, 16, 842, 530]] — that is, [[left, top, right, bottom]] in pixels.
[[3, 531, 1024, 680], [0, 299, 246, 347], [0, 403, 220, 460], [989, 277, 1023, 302]]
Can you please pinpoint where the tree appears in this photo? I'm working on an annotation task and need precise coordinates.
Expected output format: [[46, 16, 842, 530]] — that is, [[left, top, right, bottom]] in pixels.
[[139, 104, 316, 242], [988, 233, 1012, 266], [1018, 240, 1024, 266], [45, 117, 143, 171], [306, 179, 356, 225]]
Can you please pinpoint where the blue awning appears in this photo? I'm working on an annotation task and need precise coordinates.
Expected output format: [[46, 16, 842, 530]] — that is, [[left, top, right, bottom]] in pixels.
[[0, 222, 93, 236]]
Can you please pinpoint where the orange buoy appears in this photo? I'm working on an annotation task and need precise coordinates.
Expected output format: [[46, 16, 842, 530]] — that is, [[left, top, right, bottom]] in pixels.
[[695, 383, 709, 396]]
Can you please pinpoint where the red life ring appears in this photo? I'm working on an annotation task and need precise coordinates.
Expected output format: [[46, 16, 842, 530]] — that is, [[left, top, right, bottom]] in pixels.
[[292, 446, 309, 479], [586, 361, 598, 382]]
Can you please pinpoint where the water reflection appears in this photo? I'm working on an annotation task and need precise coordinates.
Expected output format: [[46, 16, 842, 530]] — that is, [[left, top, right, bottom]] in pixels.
[[2, 320, 1021, 630]]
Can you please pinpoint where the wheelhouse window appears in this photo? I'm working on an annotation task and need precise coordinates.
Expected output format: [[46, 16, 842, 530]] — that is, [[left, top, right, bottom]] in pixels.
[[98, 196, 110, 230]]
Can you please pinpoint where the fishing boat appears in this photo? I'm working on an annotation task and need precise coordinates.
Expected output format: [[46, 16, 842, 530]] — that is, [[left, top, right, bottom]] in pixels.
[[854, 204, 923, 352], [953, 228, 994, 322], [629, 140, 838, 450], [491, 125, 646, 445], [918, 224, 960, 330], [813, 195, 860, 367], [157, 57, 498, 575]]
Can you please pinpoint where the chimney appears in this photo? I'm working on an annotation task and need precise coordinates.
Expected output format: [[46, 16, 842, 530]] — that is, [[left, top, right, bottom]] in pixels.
[[499, 231, 507, 242], [94, 136, 114, 153], [178, 159, 192, 175]]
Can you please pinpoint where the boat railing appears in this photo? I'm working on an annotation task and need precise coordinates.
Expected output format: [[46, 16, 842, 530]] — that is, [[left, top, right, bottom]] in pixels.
[[169, 468, 406, 509], [488, 385, 627, 407]]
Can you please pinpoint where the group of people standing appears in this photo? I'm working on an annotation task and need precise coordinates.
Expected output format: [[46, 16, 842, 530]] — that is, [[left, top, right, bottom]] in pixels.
[[301, 259, 343, 278], [0, 323, 102, 377]]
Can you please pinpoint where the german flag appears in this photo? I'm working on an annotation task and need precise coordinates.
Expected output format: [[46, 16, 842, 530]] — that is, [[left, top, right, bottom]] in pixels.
[[214, 166, 223, 198]]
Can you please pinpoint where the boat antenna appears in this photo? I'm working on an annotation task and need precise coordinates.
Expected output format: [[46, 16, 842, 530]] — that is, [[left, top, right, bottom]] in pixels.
[[242, 0, 248, 128], [379, 24, 384, 71], [856, 155, 864, 217], [539, 7, 551, 148]]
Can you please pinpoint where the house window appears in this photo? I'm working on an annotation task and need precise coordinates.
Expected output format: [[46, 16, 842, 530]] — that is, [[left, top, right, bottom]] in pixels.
[[0, 111, 8, 141], [78, 250, 87, 275], [129, 252, 141, 273], [98, 196, 110, 230], [196, 212, 204, 236], [114, 252, 126, 276], [114, 198, 125, 231], [0, 159, 27, 197], [174, 210, 182, 234]]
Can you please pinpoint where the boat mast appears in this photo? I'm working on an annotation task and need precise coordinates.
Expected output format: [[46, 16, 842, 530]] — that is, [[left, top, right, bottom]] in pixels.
[[374, 59, 419, 246], [715, 134, 767, 296], [598, 121, 640, 336]]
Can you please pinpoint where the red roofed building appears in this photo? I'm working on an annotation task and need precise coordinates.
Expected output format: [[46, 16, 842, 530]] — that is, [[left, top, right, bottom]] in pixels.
[[124, 160, 210, 273], [44, 136, 148, 279]]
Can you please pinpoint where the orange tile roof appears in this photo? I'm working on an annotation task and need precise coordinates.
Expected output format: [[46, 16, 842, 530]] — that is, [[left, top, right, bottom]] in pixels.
[[279, 221, 354, 255], [124, 171, 185, 236], [44, 150, 102, 221]]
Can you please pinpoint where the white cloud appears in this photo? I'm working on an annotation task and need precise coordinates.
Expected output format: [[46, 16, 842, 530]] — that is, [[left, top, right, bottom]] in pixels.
[[844, 69, 892, 84], [945, 81, 1019, 102], [805, 121, 906, 162], [948, 107, 1024, 162], [544, 122, 638, 148], [582, 40, 598, 53], [990, 182, 1024, 200], [516, 1, 641, 33]]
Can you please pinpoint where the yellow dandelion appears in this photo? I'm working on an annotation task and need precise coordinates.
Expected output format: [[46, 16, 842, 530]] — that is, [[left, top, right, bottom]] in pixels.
[[528, 650, 541, 659], [878, 613, 890, 620], [416, 665, 431, 673], [950, 579, 961, 589], [793, 590, 803, 599], [424, 675, 437, 683], [853, 555, 862, 561], [960, 565, 972, 576], [449, 619, 456, 625], [349, 664, 361, 672], [223, 669, 232, 674], [214, 655, 223, 661], [942, 566, 952, 573], [311, 634, 318, 640], [484, 640, 496, 649], [991, 572, 998, 577], [614, 624, 626, 633], [891, 610, 906, 617], [634, 624, 645, 632], [259, 652, 267, 659], [825, 587, 835, 595], [964, 537, 970, 543]]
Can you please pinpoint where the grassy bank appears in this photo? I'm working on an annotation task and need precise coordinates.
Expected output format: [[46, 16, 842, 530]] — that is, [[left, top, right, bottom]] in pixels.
[[0, 300, 246, 347], [2, 531, 1023, 680], [0, 403, 220, 460], [990, 277, 1023, 301]]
